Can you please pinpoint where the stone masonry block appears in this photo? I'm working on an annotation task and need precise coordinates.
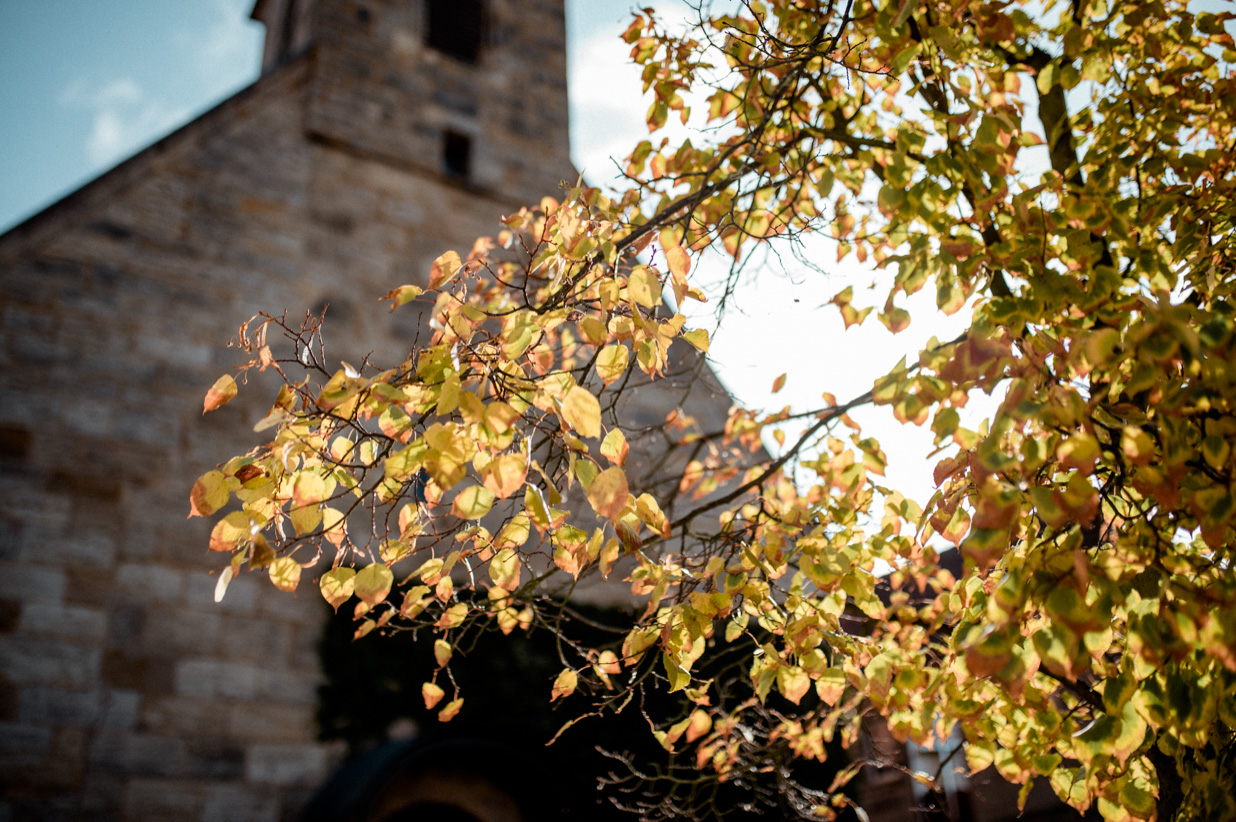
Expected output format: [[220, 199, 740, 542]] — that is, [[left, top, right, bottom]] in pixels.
[[224, 701, 317, 745], [0, 637, 100, 688], [114, 563, 187, 604], [0, 721, 53, 768], [17, 602, 108, 644], [245, 743, 330, 787], [20, 529, 118, 572], [19, 686, 138, 730], [174, 658, 261, 700], [122, 778, 203, 822], [203, 783, 280, 822], [217, 615, 291, 663], [89, 730, 187, 777], [0, 564, 65, 603]]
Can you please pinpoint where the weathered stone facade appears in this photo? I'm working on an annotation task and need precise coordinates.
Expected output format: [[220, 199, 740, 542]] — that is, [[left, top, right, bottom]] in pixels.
[[0, 1, 594, 818]]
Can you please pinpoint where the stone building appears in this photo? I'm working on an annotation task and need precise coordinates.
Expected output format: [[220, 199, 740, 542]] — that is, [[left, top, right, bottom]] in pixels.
[[0, 0, 593, 818]]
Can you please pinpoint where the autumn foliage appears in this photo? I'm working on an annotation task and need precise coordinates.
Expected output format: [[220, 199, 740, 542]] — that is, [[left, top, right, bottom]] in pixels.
[[194, 0, 1236, 818]]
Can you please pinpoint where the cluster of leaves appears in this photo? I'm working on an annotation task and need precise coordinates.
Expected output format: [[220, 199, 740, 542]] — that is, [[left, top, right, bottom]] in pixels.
[[194, 0, 1236, 819]]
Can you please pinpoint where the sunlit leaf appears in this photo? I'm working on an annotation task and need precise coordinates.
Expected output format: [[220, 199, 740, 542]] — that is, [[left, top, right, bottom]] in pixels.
[[268, 557, 301, 593], [319, 567, 356, 611], [190, 470, 229, 518], [354, 563, 394, 607], [587, 467, 629, 521], [429, 250, 462, 289], [551, 668, 578, 701], [451, 485, 494, 520], [561, 386, 601, 438], [203, 374, 237, 413]]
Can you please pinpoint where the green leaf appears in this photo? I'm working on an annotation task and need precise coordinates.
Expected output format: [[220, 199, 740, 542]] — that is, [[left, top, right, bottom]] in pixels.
[[663, 653, 690, 692]]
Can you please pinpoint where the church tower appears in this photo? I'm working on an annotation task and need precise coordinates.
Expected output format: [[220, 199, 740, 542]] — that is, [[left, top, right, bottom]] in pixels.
[[252, 0, 574, 203]]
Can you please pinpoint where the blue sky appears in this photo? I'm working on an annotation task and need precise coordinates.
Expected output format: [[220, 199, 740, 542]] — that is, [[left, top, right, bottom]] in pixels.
[[0, 0, 264, 232]]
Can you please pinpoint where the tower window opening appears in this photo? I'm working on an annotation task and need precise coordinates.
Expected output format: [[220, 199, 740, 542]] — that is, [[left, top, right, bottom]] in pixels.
[[426, 0, 483, 63], [443, 131, 473, 180]]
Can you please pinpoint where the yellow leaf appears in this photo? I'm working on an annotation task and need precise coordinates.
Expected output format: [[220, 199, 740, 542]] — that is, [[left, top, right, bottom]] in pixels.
[[288, 505, 321, 535], [203, 374, 237, 413], [579, 316, 609, 345], [451, 485, 494, 520], [682, 328, 709, 352], [636, 493, 670, 537], [665, 245, 691, 279], [601, 429, 629, 466], [322, 507, 347, 547], [422, 681, 445, 709], [480, 454, 527, 499], [771, 373, 787, 394], [561, 386, 601, 438], [488, 547, 521, 591], [815, 667, 846, 706], [777, 666, 810, 705], [438, 697, 464, 722], [429, 250, 462, 289], [268, 557, 301, 592], [292, 472, 326, 509], [189, 470, 229, 518], [434, 639, 453, 667], [383, 284, 423, 310], [494, 514, 531, 551], [209, 511, 249, 552], [596, 344, 629, 385], [628, 266, 662, 308], [354, 563, 394, 606], [436, 601, 468, 629], [551, 668, 578, 701], [319, 568, 356, 611], [588, 467, 630, 521]]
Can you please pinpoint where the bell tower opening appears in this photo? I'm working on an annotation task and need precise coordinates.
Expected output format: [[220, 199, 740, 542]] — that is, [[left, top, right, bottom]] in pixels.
[[426, 0, 484, 63], [442, 131, 473, 180]]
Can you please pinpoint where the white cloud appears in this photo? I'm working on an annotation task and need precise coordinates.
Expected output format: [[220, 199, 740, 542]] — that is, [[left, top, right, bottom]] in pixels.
[[567, 2, 711, 186], [568, 28, 647, 183], [190, 0, 263, 87], [60, 76, 190, 168], [57, 0, 258, 172]]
